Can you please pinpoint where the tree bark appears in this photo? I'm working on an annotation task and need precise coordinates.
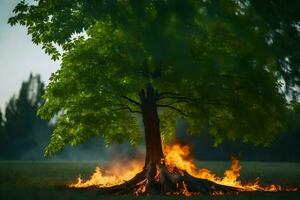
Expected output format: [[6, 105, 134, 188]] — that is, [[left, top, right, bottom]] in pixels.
[[139, 84, 164, 178]]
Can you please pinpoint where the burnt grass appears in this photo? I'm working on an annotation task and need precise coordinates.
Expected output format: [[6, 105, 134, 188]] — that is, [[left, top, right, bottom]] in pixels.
[[0, 161, 299, 200]]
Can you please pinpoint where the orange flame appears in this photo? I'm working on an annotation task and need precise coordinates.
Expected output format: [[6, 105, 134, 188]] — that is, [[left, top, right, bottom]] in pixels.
[[69, 160, 143, 188], [135, 179, 148, 195], [69, 143, 298, 194], [164, 144, 297, 192]]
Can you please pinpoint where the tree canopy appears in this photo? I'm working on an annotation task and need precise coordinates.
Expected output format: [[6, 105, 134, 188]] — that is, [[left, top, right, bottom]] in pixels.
[[9, 0, 300, 155]]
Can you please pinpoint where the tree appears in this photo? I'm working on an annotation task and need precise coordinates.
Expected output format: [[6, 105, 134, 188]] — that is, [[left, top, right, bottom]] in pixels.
[[0, 110, 5, 154], [248, 0, 300, 99], [9, 0, 300, 194], [0, 110, 3, 133], [0, 74, 50, 160]]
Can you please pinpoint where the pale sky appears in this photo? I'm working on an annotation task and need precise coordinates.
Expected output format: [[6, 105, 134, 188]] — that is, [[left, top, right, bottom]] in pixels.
[[0, 0, 60, 111]]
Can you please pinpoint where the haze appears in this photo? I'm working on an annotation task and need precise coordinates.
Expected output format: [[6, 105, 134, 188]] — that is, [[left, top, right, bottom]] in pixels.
[[0, 0, 59, 111]]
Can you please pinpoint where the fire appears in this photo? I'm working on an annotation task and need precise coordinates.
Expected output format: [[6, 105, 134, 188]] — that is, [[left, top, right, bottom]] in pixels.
[[69, 160, 143, 188], [164, 144, 297, 192], [135, 179, 148, 195], [69, 143, 298, 194]]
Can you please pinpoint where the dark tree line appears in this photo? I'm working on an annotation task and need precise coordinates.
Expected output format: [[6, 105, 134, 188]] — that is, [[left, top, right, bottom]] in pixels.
[[0, 74, 133, 160], [186, 128, 300, 162], [0, 111, 4, 143], [177, 114, 300, 162], [0, 74, 50, 160]]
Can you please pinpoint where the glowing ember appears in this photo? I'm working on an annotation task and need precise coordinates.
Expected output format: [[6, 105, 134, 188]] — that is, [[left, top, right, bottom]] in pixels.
[[135, 179, 148, 195], [69, 143, 298, 195]]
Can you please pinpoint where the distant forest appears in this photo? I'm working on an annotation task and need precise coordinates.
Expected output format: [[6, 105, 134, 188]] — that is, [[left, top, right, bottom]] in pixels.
[[0, 74, 108, 160], [0, 74, 299, 161]]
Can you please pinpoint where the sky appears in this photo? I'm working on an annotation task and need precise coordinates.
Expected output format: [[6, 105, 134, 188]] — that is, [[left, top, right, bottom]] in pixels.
[[0, 0, 60, 111]]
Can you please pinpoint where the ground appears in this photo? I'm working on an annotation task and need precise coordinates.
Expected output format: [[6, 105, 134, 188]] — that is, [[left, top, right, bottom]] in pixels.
[[0, 161, 299, 200]]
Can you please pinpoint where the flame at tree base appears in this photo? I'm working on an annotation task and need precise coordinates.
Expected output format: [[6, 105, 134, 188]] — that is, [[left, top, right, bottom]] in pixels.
[[69, 144, 298, 195], [69, 160, 143, 188]]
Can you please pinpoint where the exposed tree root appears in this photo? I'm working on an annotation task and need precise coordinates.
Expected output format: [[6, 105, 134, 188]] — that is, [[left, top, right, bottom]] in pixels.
[[74, 164, 241, 196]]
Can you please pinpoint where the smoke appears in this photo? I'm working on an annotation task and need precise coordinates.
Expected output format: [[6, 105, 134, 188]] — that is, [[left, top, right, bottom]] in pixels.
[[19, 131, 145, 161]]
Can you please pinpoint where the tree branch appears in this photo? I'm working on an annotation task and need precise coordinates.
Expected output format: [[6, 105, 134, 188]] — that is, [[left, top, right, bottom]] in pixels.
[[121, 96, 141, 106], [112, 104, 141, 114], [158, 92, 237, 108], [158, 92, 198, 104], [157, 104, 188, 117]]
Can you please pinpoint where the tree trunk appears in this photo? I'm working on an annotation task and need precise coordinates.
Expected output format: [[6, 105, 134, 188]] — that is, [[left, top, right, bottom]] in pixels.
[[139, 84, 164, 180], [80, 84, 240, 195]]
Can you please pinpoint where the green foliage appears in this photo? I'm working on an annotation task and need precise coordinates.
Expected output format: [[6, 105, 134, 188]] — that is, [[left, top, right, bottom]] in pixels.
[[9, 0, 300, 155], [249, 0, 300, 96], [38, 23, 143, 155]]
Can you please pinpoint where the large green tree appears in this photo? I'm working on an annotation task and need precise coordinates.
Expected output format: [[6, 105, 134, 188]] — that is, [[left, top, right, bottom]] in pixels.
[[9, 0, 300, 194]]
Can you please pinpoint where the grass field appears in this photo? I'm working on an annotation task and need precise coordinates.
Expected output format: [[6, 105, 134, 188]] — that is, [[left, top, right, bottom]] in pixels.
[[0, 161, 299, 200]]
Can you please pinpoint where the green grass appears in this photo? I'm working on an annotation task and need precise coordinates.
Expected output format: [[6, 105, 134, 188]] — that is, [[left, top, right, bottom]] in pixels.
[[0, 161, 299, 200]]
